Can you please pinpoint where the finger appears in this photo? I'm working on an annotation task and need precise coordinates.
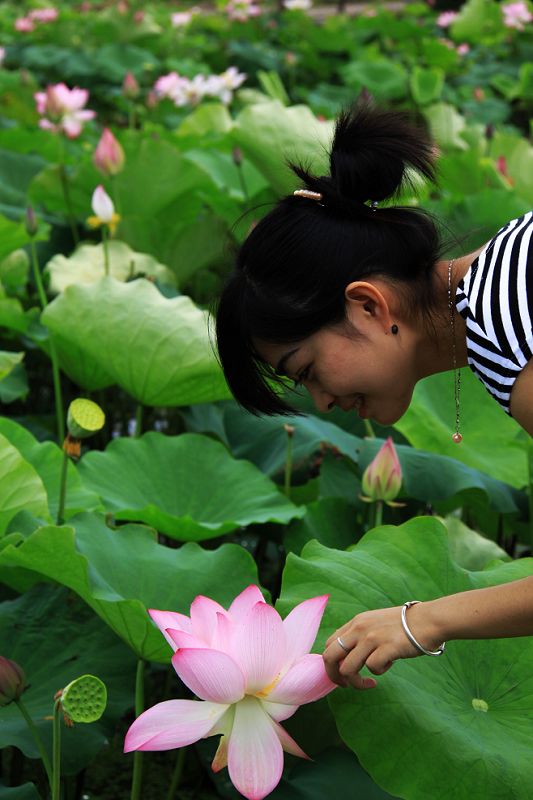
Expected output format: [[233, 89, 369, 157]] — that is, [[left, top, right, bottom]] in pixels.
[[338, 640, 375, 686], [322, 635, 357, 686], [365, 648, 397, 676], [346, 674, 378, 691], [325, 621, 352, 650]]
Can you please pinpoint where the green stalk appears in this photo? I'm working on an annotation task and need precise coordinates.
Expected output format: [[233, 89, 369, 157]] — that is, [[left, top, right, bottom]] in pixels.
[[373, 500, 383, 529], [363, 419, 375, 438], [284, 426, 294, 499], [128, 104, 136, 131], [29, 237, 65, 443], [527, 439, 533, 553], [134, 404, 143, 438], [52, 699, 62, 800], [166, 747, 186, 800], [58, 164, 79, 246], [130, 659, 145, 800], [102, 225, 110, 276], [57, 449, 69, 525], [15, 698, 53, 789], [110, 174, 123, 218]]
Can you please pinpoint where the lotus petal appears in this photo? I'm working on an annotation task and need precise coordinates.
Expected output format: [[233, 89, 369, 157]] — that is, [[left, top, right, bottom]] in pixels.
[[149, 609, 192, 649], [229, 585, 265, 621], [124, 699, 228, 752], [281, 595, 329, 668], [172, 648, 245, 704], [190, 595, 229, 644], [228, 696, 284, 800], [267, 654, 336, 705], [232, 602, 285, 693]]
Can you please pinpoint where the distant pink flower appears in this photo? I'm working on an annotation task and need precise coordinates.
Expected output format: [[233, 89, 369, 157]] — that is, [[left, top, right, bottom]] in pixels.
[[437, 10, 458, 27], [226, 0, 261, 22], [502, 1, 532, 29], [0, 48, 5, 67], [125, 586, 336, 800], [171, 11, 193, 26], [456, 42, 470, 55], [15, 17, 35, 32], [93, 128, 125, 176], [122, 71, 139, 99], [133, 10, 145, 23], [441, 38, 455, 49], [34, 83, 96, 138], [28, 7, 58, 23]]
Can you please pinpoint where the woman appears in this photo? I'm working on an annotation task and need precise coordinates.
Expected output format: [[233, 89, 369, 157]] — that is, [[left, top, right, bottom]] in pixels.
[[215, 101, 533, 690]]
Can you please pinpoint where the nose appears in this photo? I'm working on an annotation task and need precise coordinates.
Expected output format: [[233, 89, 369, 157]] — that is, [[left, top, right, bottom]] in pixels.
[[306, 384, 336, 413]]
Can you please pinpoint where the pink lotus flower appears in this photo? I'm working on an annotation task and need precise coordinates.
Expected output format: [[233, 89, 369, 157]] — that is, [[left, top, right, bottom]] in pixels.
[[226, 0, 261, 22], [502, 1, 532, 30], [34, 83, 96, 138], [456, 42, 470, 55], [361, 437, 403, 505], [93, 128, 125, 176], [122, 71, 140, 99], [28, 7, 59, 23], [124, 586, 336, 800], [15, 17, 35, 32], [436, 10, 458, 27]]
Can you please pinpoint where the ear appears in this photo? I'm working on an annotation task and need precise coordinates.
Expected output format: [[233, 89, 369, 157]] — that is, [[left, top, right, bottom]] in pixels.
[[344, 281, 393, 331]]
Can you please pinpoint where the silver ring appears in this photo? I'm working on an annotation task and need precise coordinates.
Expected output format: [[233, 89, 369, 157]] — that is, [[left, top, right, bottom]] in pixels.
[[337, 636, 351, 654]]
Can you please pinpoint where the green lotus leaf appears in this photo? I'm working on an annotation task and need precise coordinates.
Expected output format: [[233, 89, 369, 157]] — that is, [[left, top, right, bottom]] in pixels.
[[439, 515, 510, 570], [0, 418, 101, 522], [0, 351, 23, 382], [0, 513, 265, 661], [41, 277, 230, 404], [0, 362, 28, 404], [396, 370, 526, 488], [340, 60, 409, 102], [78, 432, 304, 540], [0, 781, 41, 799], [0, 433, 49, 535], [0, 586, 137, 775], [44, 240, 176, 294], [232, 101, 333, 195], [277, 518, 533, 800]]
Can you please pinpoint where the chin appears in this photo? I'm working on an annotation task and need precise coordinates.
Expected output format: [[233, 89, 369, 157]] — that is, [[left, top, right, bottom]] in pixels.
[[371, 400, 410, 426]]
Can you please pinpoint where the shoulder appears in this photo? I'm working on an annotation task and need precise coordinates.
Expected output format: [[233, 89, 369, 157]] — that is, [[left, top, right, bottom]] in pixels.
[[510, 359, 533, 436]]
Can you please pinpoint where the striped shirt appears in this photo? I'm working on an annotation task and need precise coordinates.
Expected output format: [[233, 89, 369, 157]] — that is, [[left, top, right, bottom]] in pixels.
[[455, 211, 533, 416]]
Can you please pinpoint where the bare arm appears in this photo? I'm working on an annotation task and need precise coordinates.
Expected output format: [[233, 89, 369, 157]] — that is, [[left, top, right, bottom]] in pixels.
[[322, 576, 533, 691]]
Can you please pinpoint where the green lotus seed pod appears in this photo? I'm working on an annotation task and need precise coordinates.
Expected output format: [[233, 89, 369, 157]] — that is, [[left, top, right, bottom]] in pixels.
[[61, 675, 107, 723], [66, 398, 105, 439]]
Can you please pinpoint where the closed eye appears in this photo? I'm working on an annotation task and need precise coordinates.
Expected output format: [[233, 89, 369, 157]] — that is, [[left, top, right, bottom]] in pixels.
[[293, 365, 311, 388]]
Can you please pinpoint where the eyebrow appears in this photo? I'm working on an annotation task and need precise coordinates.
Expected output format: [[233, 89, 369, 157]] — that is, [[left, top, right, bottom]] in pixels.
[[275, 348, 300, 377]]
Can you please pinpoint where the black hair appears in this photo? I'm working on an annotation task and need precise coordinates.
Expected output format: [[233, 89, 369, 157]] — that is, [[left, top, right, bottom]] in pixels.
[[215, 100, 443, 416]]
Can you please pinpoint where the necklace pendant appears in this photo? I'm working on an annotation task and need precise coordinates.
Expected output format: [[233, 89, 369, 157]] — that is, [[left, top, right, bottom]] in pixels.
[[452, 432, 463, 444]]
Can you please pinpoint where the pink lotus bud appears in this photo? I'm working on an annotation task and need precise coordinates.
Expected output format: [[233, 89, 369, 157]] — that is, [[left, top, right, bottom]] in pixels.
[[91, 185, 115, 223], [93, 128, 125, 176], [25, 206, 38, 237], [122, 71, 140, 99], [134, 10, 145, 23], [15, 17, 35, 32], [0, 657, 27, 706], [361, 437, 402, 502]]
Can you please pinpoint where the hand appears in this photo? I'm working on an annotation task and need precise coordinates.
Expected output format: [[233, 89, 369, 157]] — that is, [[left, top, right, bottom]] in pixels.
[[322, 602, 441, 690]]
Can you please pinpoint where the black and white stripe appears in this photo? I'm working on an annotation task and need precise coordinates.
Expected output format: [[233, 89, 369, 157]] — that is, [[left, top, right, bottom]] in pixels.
[[455, 210, 533, 415]]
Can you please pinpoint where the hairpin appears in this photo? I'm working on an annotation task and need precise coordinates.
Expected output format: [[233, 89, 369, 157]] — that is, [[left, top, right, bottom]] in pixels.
[[293, 189, 323, 202]]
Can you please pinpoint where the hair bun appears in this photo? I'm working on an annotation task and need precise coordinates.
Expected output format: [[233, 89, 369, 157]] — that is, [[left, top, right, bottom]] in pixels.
[[329, 101, 437, 203]]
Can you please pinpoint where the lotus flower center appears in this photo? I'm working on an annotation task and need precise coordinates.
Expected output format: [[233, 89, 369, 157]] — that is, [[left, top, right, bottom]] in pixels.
[[254, 673, 281, 699], [471, 698, 488, 712]]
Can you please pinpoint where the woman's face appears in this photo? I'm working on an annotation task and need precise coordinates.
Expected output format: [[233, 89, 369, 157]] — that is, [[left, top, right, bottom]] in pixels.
[[256, 281, 421, 425]]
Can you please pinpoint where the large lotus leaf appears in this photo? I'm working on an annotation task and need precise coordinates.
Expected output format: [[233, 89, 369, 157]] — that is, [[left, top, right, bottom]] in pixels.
[[0, 363, 28, 404], [340, 60, 409, 102], [0, 585, 137, 774], [0, 783, 41, 799], [44, 240, 176, 294], [488, 132, 533, 205], [77, 432, 304, 540], [232, 101, 334, 195], [0, 351, 23, 381], [0, 433, 49, 535], [277, 518, 533, 800], [183, 401, 361, 476], [439, 516, 510, 571], [0, 513, 264, 662], [0, 417, 101, 521], [358, 436, 520, 512], [41, 277, 230, 404], [396, 370, 526, 488]]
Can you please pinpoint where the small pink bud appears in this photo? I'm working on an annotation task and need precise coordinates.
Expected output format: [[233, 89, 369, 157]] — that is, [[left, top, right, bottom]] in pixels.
[[91, 185, 115, 222], [232, 146, 243, 166], [93, 128, 125, 176], [25, 206, 38, 237], [122, 72, 140, 99], [361, 437, 402, 502], [0, 656, 27, 706]]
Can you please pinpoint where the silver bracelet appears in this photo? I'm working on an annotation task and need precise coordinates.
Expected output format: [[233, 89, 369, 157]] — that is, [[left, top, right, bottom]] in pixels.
[[401, 601, 446, 657]]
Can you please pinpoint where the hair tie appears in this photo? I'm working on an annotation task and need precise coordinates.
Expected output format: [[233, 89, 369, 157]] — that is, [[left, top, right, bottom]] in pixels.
[[293, 189, 323, 202]]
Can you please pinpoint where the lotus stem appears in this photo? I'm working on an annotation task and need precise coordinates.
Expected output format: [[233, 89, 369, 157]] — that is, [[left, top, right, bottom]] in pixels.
[[29, 236, 65, 443], [283, 424, 294, 499], [134, 404, 143, 438], [363, 419, 375, 438], [110, 174, 123, 218], [15, 698, 53, 789], [52, 698, 62, 800], [130, 659, 145, 800], [58, 163, 79, 246], [166, 747, 186, 800], [57, 449, 69, 525], [102, 226, 110, 276], [128, 104, 136, 131], [374, 500, 383, 529]]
